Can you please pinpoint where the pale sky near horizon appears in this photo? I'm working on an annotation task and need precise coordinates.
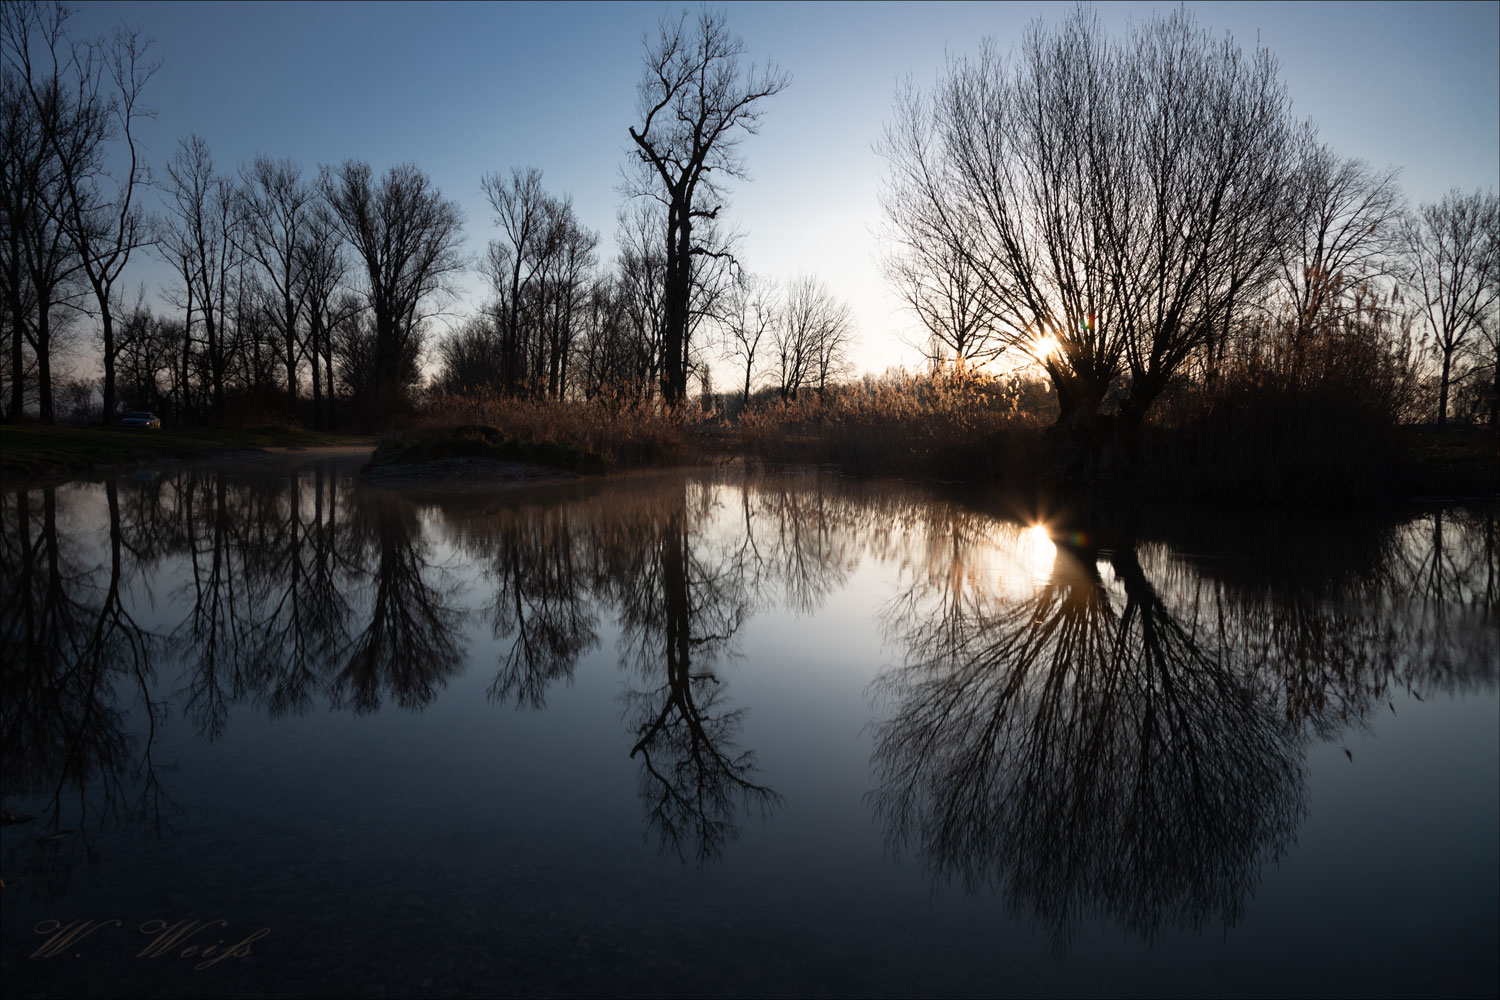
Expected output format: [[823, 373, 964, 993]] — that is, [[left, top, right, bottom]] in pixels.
[[55, 1, 1500, 382]]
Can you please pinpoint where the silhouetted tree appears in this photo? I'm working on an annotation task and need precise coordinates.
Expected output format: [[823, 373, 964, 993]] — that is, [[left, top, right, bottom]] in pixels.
[[298, 211, 352, 427], [719, 271, 776, 403], [0, 38, 86, 423], [1273, 141, 1405, 368], [1403, 188, 1500, 426], [2, 0, 156, 423], [236, 155, 314, 414], [774, 275, 851, 399], [319, 160, 464, 423], [625, 7, 786, 405], [879, 7, 1295, 467], [159, 135, 239, 418]]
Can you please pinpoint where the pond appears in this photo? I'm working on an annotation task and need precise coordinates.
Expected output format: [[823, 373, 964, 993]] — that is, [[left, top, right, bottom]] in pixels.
[[1, 454, 1496, 997]]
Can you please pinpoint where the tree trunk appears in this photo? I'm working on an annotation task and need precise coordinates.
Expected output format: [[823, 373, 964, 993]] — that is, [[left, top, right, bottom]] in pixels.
[[661, 207, 691, 405], [326, 337, 336, 429], [101, 306, 116, 425], [286, 295, 298, 418], [1437, 347, 1452, 428], [1490, 349, 1498, 431], [310, 317, 322, 429], [34, 310, 52, 423], [5, 247, 24, 421]]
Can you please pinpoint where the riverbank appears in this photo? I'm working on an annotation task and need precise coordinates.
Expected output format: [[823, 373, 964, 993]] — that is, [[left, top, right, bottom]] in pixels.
[[3, 419, 1493, 507], [0, 425, 375, 485]]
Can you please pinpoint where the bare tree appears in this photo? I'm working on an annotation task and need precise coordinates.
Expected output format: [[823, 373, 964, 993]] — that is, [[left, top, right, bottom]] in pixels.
[[319, 160, 464, 422], [1402, 189, 1500, 426], [158, 135, 237, 418], [614, 200, 669, 397], [538, 203, 599, 399], [0, 48, 85, 422], [1464, 298, 1500, 429], [878, 113, 1003, 369], [1271, 141, 1405, 356], [773, 275, 850, 400], [2, 0, 157, 423], [879, 7, 1295, 458], [625, 7, 787, 405], [237, 154, 312, 413], [719, 272, 776, 402], [480, 166, 553, 396], [297, 204, 350, 427]]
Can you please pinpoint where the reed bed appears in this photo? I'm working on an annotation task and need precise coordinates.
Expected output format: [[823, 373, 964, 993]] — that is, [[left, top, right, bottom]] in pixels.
[[411, 389, 700, 469], [738, 369, 1052, 483]]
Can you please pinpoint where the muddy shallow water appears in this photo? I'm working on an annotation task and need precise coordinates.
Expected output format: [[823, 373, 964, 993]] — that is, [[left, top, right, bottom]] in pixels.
[[1, 454, 1496, 997]]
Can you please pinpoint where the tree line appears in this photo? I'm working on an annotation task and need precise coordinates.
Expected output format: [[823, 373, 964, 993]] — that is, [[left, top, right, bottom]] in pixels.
[[5, 3, 1495, 434], [2, 3, 824, 427]]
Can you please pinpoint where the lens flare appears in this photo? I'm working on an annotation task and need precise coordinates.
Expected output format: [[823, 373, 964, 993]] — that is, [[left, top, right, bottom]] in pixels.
[[1020, 523, 1057, 582]]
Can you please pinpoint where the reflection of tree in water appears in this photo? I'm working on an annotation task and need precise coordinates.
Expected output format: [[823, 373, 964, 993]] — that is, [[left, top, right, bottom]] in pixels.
[[608, 484, 780, 864], [435, 477, 818, 863], [482, 507, 598, 708], [872, 504, 1499, 949], [1162, 508, 1499, 733], [0, 484, 170, 897], [328, 489, 464, 713], [159, 464, 465, 727], [873, 532, 1304, 948]]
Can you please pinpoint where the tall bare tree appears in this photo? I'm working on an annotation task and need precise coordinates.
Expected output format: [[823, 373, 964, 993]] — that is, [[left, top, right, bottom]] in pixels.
[[878, 131, 1003, 369], [237, 155, 312, 413], [1403, 188, 1500, 426], [297, 204, 350, 427], [159, 135, 237, 418], [480, 166, 553, 396], [0, 51, 84, 422], [538, 203, 599, 399], [319, 160, 464, 422], [2, 0, 156, 423], [879, 7, 1295, 458], [625, 7, 787, 405]]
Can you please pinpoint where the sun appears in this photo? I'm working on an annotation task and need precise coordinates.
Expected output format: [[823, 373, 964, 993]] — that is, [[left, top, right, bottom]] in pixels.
[[1031, 333, 1062, 362]]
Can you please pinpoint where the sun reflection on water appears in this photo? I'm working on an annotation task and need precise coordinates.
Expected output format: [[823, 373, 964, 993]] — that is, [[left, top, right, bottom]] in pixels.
[[1020, 524, 1057, 583]]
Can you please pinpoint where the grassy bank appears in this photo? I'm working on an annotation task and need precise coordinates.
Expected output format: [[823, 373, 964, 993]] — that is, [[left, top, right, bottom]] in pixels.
[[0, 425, 373, 484]]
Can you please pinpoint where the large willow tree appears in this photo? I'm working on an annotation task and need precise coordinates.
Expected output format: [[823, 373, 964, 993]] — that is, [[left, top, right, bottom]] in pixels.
[[880, 7, 1296, 452]]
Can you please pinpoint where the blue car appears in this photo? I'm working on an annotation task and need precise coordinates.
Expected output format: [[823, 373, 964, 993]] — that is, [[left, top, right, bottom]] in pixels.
[[120, 411, 162, 429]]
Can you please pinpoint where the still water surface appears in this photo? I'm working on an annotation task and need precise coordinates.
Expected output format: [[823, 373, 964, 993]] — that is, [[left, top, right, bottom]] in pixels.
[[1, 454, 1496, 997]]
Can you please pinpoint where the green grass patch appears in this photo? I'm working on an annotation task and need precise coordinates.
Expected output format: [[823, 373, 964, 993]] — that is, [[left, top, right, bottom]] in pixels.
[[367, 424, 612, 475], [0, 424, 374, 483]]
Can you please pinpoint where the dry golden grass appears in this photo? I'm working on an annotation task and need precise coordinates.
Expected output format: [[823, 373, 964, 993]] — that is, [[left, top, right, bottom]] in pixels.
[[739, 368, 1051, 482], [414, 389, 702, 469]]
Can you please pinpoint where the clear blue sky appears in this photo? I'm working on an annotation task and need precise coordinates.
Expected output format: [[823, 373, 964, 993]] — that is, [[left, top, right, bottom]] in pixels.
[[63, 1, 1500, 377]]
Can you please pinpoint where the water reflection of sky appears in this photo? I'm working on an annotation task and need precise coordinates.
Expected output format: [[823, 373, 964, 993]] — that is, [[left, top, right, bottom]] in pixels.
[[1, 457, 1495, 997]]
